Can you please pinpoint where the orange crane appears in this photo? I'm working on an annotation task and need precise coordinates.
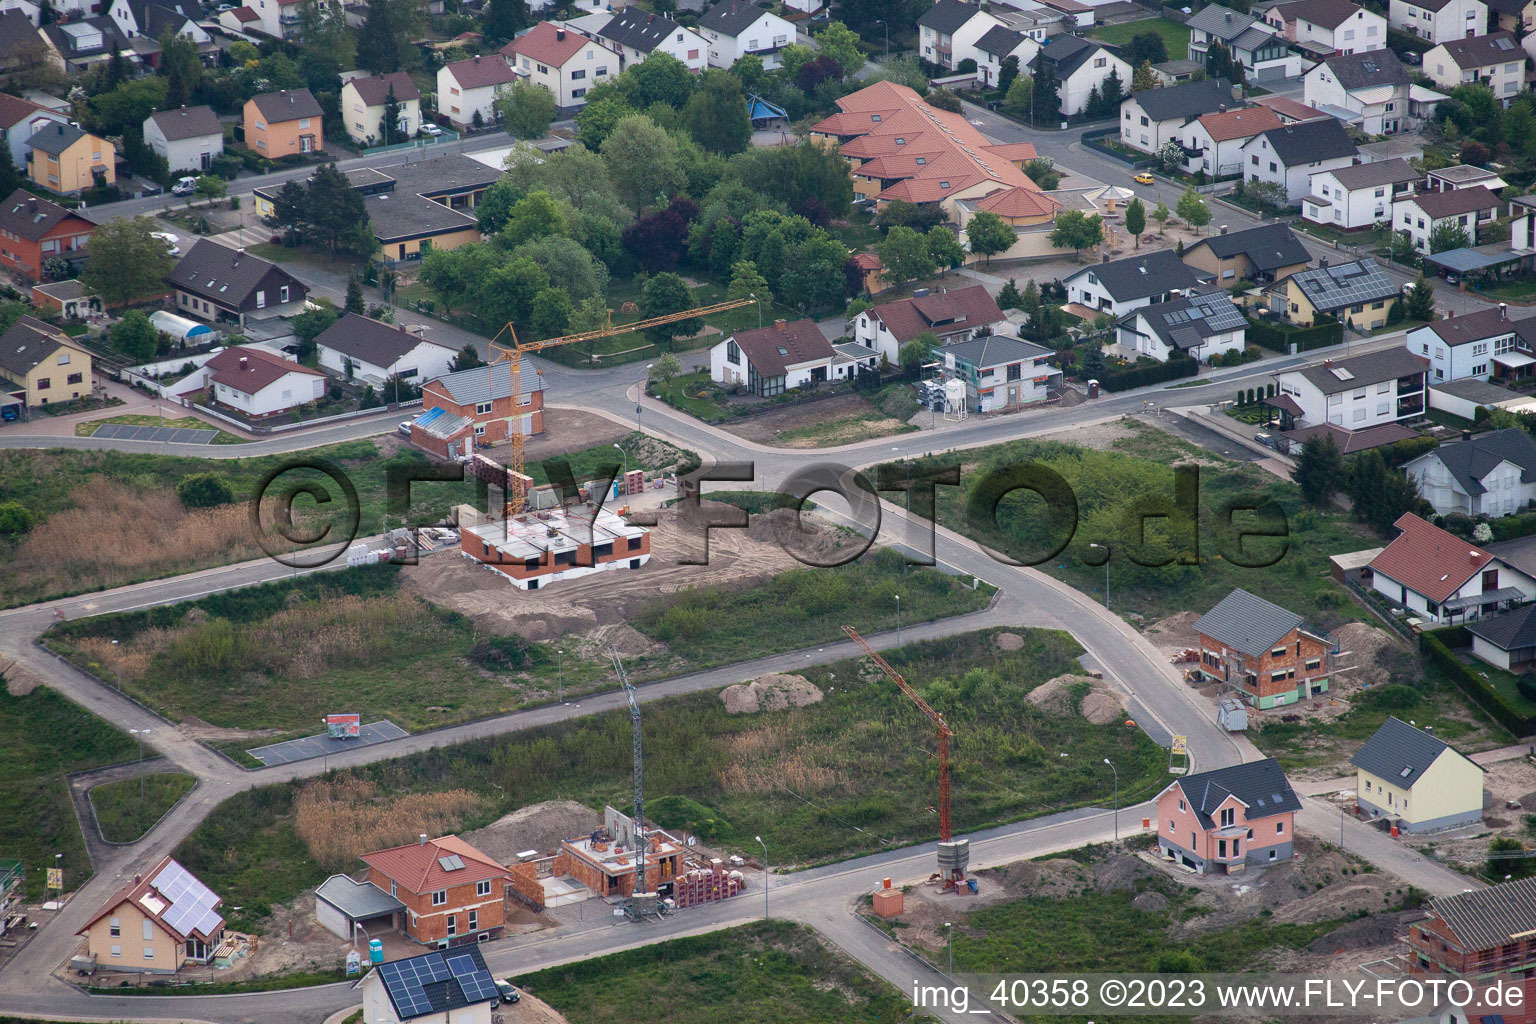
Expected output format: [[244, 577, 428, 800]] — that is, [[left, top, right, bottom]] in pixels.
[[842, 625, 969, 891], [486, 297, 757, 515]]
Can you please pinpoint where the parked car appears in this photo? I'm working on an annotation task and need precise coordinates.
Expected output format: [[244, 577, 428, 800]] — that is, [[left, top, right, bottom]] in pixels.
[[1253, 432, 1276, 449], [1403, 51, 1421, 65], [1133, 171, 1155, 185], [152, 231, 180, 256], [421, 124, 444, 137], [0, 406, 17, 421], [398, 420, 414, 436], [171, 176, 198, 196], [495, 980, 521, 1004]]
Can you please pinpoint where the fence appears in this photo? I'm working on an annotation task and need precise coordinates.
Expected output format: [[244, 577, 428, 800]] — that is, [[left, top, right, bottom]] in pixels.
[[1420, 626, 1536, 738], [360, 131, 461, 158], [184, 396, 421, 435], [1080, 127, 1156, 168]]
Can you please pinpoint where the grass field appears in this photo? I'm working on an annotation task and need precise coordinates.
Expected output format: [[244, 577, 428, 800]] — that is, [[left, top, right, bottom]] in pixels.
[[174, 628, 1166, 929], [517, 921, 912, 1024], [46, 550, 992, 737], [90, 772, 197, 844], [1090, 17, 1190, 59], [0, 685, 138, 898], [75, 414, 249, 444]]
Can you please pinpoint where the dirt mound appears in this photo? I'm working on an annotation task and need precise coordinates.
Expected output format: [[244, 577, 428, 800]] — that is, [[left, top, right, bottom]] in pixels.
[[1091, 853, 1150, 893], [1027, 674, 1125, 725], [2, 659, 45, 696], [743, 506, 861, 565], [995, 632, 1024, 651], [1306, 910, 1415, 954], [1081, 691, 1125, 725], [461, 800, 603, 862], [570, 623, 665, 661], [721, 673, 824, 714], [1333, 623, 1409, 692], [982, 857, 1091, 899], [1144, 610, 1201, 654], [1132, 891, 1169, 912]]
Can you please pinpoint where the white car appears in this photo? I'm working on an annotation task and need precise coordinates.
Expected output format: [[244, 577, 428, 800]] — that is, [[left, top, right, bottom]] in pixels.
[[171, 176, 198, 196], [152, 231, 180, 256], [421, 124, 444, 137]]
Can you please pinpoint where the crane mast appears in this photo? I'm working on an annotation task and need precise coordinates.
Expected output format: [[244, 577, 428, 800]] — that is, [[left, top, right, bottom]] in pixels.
[[611, 647, 656, 915]]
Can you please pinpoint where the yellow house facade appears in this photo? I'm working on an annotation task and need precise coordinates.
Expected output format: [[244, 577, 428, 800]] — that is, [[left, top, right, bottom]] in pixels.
[[1350, 717, 1484, 833], [81, 895, 189, 973], [27, 123, 114, 194], [0, 315, 91, 408], [78, 856, 225, 974], [1270, 260, 1397, 332]]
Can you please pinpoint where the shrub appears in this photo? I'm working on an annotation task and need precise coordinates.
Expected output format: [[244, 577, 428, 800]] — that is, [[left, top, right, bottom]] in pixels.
[[468, 634, 539, 672], [1421, 629, 1536, 737], [0, 501, 34, 536], [1095, 356, 1198, 392], [646, 794, 736, 843], [1247, 318, 1343, 353], [175, 472, 234, 509]]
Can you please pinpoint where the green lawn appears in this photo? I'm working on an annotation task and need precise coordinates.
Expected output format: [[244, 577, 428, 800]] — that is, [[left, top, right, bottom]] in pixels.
[[0, 685, 138, 898], [90, 772, 197, 844], [517, 921, 913, 1024], [75, 414, 249, 444], [1090, 16, 1190, 60], [1477, 279, 1536, 302], [650, 372, 732, 423], [174, 627, 1167, 928], [247, 242, 366, 277]]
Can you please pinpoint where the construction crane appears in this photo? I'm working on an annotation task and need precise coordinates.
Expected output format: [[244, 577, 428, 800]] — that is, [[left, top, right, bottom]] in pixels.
[[487, 297, 758, 516], [610, 645, 658, 918], [843, 625, 969, 891]]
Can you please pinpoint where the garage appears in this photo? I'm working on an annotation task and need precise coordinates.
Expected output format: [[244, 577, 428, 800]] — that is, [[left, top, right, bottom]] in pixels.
[[315, 874, 405, 942]]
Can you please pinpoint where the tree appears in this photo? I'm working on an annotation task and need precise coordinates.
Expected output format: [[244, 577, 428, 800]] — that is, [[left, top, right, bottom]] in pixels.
[[176, 473, 234, 508], [727, 259, 771, 304], [1098, 67, 1124, 114], [1022, 158, 1061, 191], [624, 52, 697, 109], [158, 31, 202, 110], [575, 96, 636, 151], [1406, 275, 1436, 320], [1002, 76, 1033, 119], [1205, 41, 1242, 83], [965, 210, 1015, 265], [640, 271, 699, 346], [291, 299, 341, 357], [1245, 179, 1288, 213], [1032, 61, 1061, 124], [195, 175, 226, 202], [1048, 210, 1105, 259], [875, 225, 937, 287], [998, 55, 1020, 95], [814, 21, 866, 77], [601, 115, 685, 214], [0, 501, 34, 537], [926, 88, 963, 113], [1294, 434, 1344, 507], [80, 217, 173, 307], [305, 164, 371, 254], [1124, 197, 1146, 248], [379, 84, 402, 145], [652, 351, 683, 387], [529, 286, 571, 339], [356, 0, 416, 72], [1176, 186, 1211, 234], [272, 180, 308, 242], [1429, 220, 1471, 254], [481, 0, 525, 45], [997, 279, 1024, 311], [448, 344, 484, 372], [499, 190, 565, 248], [345, 277, 365, 314], [1157, 138, 1184, 173], [1131, 59, 1159, 93], [1388, 229, 1418, 267], [1152, 200, 1171, 233], [927, 226, 965, 275], [1080, 340, 1105, 379], [110, 309, 158, 360], [513, 236, 608, 301], [1127, 31, 1168, 68], [497, 80, 557, 141], [683, 69, 751, 155], [900, 330, 938, 370]]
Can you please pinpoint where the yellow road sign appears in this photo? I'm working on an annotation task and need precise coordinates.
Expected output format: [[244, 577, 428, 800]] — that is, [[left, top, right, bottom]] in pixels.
[[1171, 735, 1187, 755]]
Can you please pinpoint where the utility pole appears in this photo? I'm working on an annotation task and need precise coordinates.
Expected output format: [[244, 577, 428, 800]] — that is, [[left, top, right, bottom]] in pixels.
[[894, 594, 901, 645], [755, 835, 768, 919], [557, 648, 564, 704], [1103, 758, 1118, 842], [1089, 542, 1109, 610]]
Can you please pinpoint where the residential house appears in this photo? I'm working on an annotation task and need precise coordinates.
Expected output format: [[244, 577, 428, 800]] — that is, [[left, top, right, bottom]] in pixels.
[[1488, 0, 1536, 33], [1367, 511, 1536, 622], [501, 22, 619, 110], [1303, 48, 1412, 134], [1303, 158, 1420, 231], [1389, 0, 1486, 43], [810, 81, 1047, 222], [0, 314, 89, 410], [1028, 35, 1130, 118], [1114, 287, 1248, 364], [1409, 878, 1536, 979], [437, 55, 515, 129], [1269, 345, 1428, 429], [1178, 105, 1283, 177], [0, 188, 93, 278], [1509, 193, 1536, 272], [183, 345, 323, 417], [360, 835, 511, 948], [1352, 716, 1485, 832], [315, 313, 457, 385], [1181, 223, 1311, 285], [1155, 758, 1301, 875], [0, 92, 66, 170], [314, 874, 405, 943], [39, 17, 144, 75], [30, 279, 100, 320], [1394, 185, 1502, 254], [917, 0, 981, 70], [1239, 117, 1359, 204], [143, 104, 223, 174], [1278, 419, 1421, 454], [696, 0, 796, 69], [1255, 0, 1386, 55], [1151, 58, 1205, 84], [1062, 249, 1212, 318], [218, 5, 260, 33], [1186, 4, 1301, 80], [341, 71, 421, 147], [243, 88, 322, 157], [1406, 305, 1536, 383], [935, 333, 1059, 411], [414, 360, 545, 458], [107, 0, 207, 43], [974, 25, 1040, 88], [1272, 258, 1401, 331], [708, 317, 876, 396], [1426, 162, 1508, 193], [1023, 0, 1093, 30], [1119, 78, 1237, 156], [77, 857, 224, 974], [1192, 587, 1333, 707], [1468, 603, 1536, 672], [361, 946, 500, 1024], [591, 6, 707, 72], [27, 122, 112, 194], [1425, 31, 1525, 102], [1429, 376, 1536, 419], [248, 0, 304, 38], [1405, 427, 1536, 517], [0, 9, 46, 70], [850, 283, 1005, 364], [166, 239, 309, 326], [459, 502, 651, 590]]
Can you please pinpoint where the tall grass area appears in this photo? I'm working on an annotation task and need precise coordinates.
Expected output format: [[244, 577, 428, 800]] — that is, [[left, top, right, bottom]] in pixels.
[[517, 921, 912, 1024], [0, 685, 137, 897], [90, 772, 197, 844], [903, 422, 1375, 628], [46, 553, 992, 736], [174, 629, 1166, 931]]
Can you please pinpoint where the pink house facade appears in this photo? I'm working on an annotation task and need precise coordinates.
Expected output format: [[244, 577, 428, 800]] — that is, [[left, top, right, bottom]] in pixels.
[[1155, 758, 1300, 875]]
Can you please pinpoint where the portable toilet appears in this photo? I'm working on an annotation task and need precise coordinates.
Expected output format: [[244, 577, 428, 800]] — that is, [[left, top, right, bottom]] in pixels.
[[369, 938, 384, 964]]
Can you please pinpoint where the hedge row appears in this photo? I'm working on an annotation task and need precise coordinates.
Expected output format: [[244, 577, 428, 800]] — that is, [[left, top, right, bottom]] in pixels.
[[1095, 356, 1199, 392], [1248, 317, 1344, 353], [1420, 628, 1536, 738], [1492, 511, 1536, 543]]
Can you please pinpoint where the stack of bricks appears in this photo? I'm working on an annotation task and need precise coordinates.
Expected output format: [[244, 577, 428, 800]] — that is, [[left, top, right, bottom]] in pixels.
[[671, 863, 742, 908]]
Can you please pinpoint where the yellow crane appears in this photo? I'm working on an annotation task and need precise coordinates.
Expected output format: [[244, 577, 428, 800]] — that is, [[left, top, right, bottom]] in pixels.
[[487, 297, 758, 515]]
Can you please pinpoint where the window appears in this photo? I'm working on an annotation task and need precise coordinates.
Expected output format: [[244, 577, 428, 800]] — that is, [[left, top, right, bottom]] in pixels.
[[476, 879, 491, 897], [1178, 798, 1186, 811], [473, 424, 486, 437], [1271, 647, 1287, 658], [57, 351, 69, 364], [573, 89, 586, 98], [476, 401, 492, 415], [255, 290, 266, 308], [432, 890, 447, 906], [109, 917, 120, 937], [726, 340, 740, 364], [300, 117, 310, 129], [468, 909, 478, 930], [36, 377, 49, 389], [279, 285, 289, 303], [537, 63, 548, 73], [1276, 820, 1285, 833], [571, 69, 585, 80], [109, 944, 121, 957], [390, 882, 397, 898], [1219, 807, 1235, 828], [144, 947, 155, 960], [446, 914, 456, 936]]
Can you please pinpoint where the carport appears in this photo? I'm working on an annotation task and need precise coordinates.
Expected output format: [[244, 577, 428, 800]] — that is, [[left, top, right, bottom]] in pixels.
[[315, 874, 405, 944]]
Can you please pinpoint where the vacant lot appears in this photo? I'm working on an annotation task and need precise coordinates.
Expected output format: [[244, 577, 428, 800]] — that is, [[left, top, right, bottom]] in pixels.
[[174, 629, 1165, 930], [90, 772, 197, 844], [518, 921, 911, 1024], [1091, 16, 1191, 59], [0, 682, 138, 897]]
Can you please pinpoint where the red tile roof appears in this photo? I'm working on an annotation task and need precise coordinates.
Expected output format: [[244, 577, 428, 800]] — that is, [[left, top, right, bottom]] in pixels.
[[1251, 95, 1329, 122], [78, 855, 224, 945], [360, 835, 509, 895], [730, 317, 834, 377], [850, 251, 882, 270], [868, 283, 1004, 343], [503, 22, 607, 68], [1197, 105, 1283, 142], [443, 54, 515, 90], [1369, 512, 1494, 603], [204, 345, 322, 397], [980, 141, 1038, 163], [0, 92, 55, 129], [973, 185, 1061, 218]]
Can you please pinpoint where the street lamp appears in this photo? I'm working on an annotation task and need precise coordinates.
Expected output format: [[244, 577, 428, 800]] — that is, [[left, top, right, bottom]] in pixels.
[[557, 648, 564, 705], [613, 443, 627, 488], [945, 921, 953, 974], [749, 292, 762, 329], [1103, 757, 1118, 842], [1088, 542, 1109, 610], [894, 593, 901, 645], [130, 728, 151, 806], [873, 18, 889, 57], [755, 835, 768, 919]]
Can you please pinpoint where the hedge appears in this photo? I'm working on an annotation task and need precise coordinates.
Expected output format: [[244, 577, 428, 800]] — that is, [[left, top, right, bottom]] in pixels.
[[1248, 317, 1344, 353], [1094, 356, 1199, 392], [1420, 628, 1536, 738], [1492, 511, 1536, 543]]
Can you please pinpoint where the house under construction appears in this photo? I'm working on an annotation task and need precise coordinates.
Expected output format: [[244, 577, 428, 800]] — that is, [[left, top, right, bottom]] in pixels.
[[455, 503, 651, 590]]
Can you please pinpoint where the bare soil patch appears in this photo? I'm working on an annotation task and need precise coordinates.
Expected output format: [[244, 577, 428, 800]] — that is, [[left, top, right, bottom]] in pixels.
[[1027, 673, 1126, 725], [177, 717, 282, 743], [721, 394, 889, 444], [1144, 611, 1201, 661], [721, 673, 824, 714], [1333, 623, 1411, 694], [1034, 418, 1138, 451], [994, 632, 1024, 651], [462, 799, 604, 861]]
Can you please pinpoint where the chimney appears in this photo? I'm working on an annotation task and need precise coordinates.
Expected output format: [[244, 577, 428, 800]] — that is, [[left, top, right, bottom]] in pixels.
[[1224, 11, 1232, 20], [1501, 303, 1508, 320], [419, 834, 429, 845], [647, 12, 654, 20], [1219, 224, 1228, 235], [1322, 358, 1333, 368], [238, 355, 248, 370], [1218, 103, 1227, 113], [1471, 550, 1481, 566], [1102, 252, 1111, 263], [473, 55, 481, 63], [1319, 258, 1328, 269], [774, 318, 787, 331], [1463, 430, 1472, 442], [556, 27, 566, 39]]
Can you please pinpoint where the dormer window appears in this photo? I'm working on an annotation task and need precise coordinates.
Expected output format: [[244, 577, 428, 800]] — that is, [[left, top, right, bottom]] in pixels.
[[916, 157, 926, 164], [939, 180, 950, 188], [871, 114, 881, 122], [895, 137, 905, 145]]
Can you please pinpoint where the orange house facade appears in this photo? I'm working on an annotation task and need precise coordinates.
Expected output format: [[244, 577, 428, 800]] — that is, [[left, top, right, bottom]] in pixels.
[[0, 189, 93, 279], [359, 835, 509, 949], [1155, 758, 1299, 875], [242, 89, 323, 158]]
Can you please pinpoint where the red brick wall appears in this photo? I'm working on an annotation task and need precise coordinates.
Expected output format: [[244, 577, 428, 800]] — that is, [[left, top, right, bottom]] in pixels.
[[461, 525, 650, 581], [1198, 627, 1330, 700], [365, 867, 509, 944]]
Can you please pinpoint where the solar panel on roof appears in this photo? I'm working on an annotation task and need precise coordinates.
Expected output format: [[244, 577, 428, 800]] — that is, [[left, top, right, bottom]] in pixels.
[[446, 952, 499, 1004], [1330, 367, 1354, 380], [1498, 36, 1515, 48], [438, 855, 465, 871]]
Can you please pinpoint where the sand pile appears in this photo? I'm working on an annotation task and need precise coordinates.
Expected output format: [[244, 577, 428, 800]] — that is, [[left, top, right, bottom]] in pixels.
[[721, 673, 824, 714], [1333, 623, 1407, 691], [1027, 673, 1125, 725], [461, 800, 603, 861], [995, 632, 1024, 651]]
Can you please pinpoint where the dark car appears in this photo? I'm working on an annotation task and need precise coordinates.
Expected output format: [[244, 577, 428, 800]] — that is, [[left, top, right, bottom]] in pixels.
[[495, 979, 522, 1004]]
